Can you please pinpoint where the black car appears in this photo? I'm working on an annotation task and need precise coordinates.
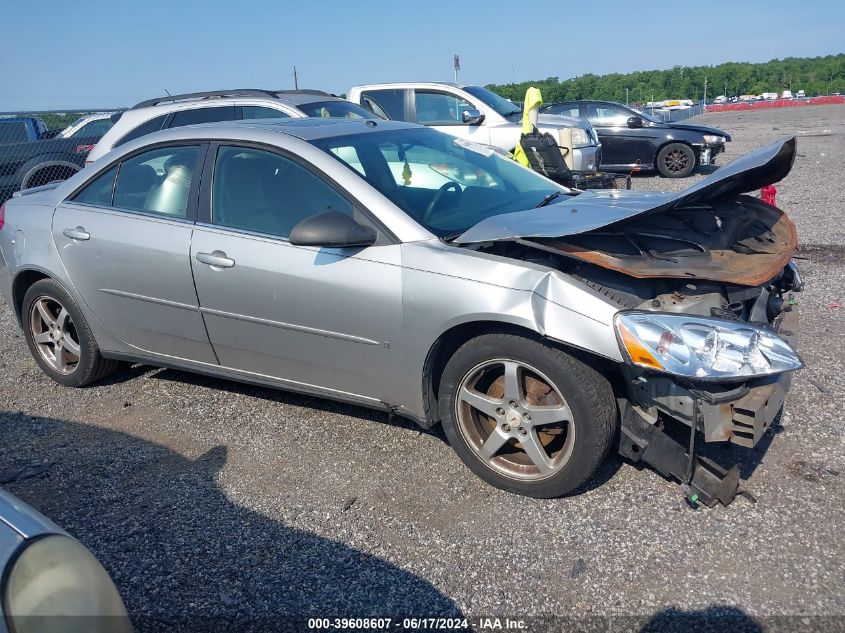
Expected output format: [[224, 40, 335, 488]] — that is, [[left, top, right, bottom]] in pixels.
[[541, 100, 731, 178]]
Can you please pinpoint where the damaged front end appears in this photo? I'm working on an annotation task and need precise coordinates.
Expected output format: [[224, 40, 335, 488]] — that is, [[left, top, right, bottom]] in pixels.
[[455, 137, 804, 505]]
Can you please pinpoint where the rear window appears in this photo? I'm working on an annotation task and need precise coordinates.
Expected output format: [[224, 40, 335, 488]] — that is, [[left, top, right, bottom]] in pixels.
[[241, 106, 290, 120], [168, 106, 236, 128], [360, 89, 405, 120], [71, 118, 114, 138], [297, 101, 379, 120], [0, 121, 29, 143], [114, 114, 168, 148]]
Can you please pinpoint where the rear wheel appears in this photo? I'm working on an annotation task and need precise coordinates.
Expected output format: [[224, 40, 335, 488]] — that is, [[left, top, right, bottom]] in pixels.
[[656, 143, 696, 178], [438, 333, 616, 498], [22, 279, 119, 387]]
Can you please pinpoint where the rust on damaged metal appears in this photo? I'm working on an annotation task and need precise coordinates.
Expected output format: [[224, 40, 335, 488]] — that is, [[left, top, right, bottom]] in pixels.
[[524, 197, 798, 287]]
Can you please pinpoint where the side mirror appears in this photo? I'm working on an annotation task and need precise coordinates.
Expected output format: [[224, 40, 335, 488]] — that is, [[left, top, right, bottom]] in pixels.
[[627, 116, 643, 128], [461, 109, 485, 125], [289, 211, 377, 248]]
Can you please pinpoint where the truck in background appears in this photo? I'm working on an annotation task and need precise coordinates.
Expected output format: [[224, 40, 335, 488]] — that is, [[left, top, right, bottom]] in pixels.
[[347, 82, 602, 174]]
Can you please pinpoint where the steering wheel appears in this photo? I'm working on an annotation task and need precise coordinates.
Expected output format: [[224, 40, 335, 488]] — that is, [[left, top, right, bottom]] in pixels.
[[423, 182, 461, 222]]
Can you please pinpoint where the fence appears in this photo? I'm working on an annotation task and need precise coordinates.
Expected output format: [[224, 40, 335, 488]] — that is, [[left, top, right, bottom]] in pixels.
[[0, 109, 120, 203], [705, 95, 845, 113], [641, 104, 705, 122]]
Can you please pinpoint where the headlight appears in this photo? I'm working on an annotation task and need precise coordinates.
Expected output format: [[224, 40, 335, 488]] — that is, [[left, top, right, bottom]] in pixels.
[[615, 312, 802, 379], [702, 134, 725, 144], [570, 128, 591, 147], [4, 535, 132, 633]]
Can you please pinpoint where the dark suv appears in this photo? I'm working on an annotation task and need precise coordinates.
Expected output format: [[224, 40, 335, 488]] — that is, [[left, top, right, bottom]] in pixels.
[[542, 100, 731, 177]]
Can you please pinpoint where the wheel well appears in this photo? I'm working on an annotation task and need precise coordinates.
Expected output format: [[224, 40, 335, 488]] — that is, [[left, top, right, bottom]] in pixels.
[[654, 140, 696, 169], [12, 270, 50, 322], [22, 163, 79, 189], [421, 321, 619, 427]]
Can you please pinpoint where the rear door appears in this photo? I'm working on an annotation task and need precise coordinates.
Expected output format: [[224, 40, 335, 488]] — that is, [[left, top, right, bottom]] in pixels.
[[52, 142, 217, 363], [189, 143, 403, 401]]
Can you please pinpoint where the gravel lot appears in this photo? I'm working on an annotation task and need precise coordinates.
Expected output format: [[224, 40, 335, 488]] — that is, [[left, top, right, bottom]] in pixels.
[[1, 105, 843, 632]]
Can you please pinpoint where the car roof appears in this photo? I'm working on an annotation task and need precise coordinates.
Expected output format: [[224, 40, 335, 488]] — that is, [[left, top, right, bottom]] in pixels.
[[131, 117, 419, 144], [128, 89, 340, 112]]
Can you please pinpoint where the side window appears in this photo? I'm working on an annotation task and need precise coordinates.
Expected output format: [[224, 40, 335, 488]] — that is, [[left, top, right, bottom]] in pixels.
[[113, 145, 200, 218], [71, 166, 117, 206], [71, 119, 113, 138], [241, 106, 291, 120], [1, 122, 29, 143], [114, 114, 168, 147], [360, 89, 405, 120], [587, 104, 630, 126], [168, 106, 236, 129], [414, 91, 474, 125], [548, 104, 580, 118], [212, 145, 354, 238]]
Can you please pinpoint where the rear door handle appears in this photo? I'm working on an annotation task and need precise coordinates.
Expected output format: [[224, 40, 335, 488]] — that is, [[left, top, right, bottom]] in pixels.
[[195, 250, 235, 269], [63, 227, 90, 241]]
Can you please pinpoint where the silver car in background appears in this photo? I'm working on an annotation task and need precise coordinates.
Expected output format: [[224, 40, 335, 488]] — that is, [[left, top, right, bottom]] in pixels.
[[0, 490, 131, 633], [0, 119, 803, 504]]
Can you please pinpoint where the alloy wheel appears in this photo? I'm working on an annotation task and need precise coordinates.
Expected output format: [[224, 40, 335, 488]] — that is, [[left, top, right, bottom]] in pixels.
[[664, 149, 689, 174], [455, 359, 575, 481], [29, 296, 81, 375]]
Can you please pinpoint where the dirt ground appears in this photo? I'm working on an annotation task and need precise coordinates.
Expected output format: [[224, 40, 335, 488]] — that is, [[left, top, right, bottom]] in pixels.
[[1, 105, 843, 633]]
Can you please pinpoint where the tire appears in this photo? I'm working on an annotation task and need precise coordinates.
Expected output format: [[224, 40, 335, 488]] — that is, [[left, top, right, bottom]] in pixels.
[[22, 279, 120, 387], [656, 142, 696, 178], [438, 333, 616, 498]]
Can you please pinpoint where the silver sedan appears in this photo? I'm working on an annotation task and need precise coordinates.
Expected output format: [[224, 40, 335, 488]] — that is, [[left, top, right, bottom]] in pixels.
[[0, 119, 803, 503]]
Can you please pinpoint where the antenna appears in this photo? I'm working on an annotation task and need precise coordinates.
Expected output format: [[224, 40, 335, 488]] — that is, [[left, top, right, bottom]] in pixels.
[[293, 66, 299, 90]]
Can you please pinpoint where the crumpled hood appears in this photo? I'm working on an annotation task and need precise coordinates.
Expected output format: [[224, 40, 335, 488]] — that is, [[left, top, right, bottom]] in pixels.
[[665, 121, 732, 141], [455, 137, 795, 244]]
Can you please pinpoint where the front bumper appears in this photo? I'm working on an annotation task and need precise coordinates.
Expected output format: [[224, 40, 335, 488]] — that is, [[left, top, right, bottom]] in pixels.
[[571, 144, 600, 173], [698, 143, 726, 166], [631, 305, 798, 447], [618, 306, 799, 505]]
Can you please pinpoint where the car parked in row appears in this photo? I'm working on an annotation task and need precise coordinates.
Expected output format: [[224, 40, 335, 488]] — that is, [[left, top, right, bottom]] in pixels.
[[86, 88, 379, 165], [55, 112, 115, 140], [0, 118, 802, 505], [541, 99, 731, 177], [0, 489, 132, 633], [347, 82, 603, 174]]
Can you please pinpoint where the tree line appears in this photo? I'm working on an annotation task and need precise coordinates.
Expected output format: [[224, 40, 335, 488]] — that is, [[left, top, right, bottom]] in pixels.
[[487, 54, 845, 104]]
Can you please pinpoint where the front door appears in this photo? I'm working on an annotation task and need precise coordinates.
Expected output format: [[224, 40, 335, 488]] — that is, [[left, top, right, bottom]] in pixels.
[[586, 103, 655, 168], [413, 90, 490, 145], [190, 144, 403, 402], [52, 143, 217, 363]]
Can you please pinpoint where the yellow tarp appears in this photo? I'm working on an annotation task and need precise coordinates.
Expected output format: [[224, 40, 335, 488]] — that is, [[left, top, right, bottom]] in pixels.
[[513, 87, 543, 166]]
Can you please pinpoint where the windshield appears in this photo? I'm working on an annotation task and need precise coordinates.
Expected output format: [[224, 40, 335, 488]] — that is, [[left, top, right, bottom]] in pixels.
[[463, 86, 522, 117], [297, 100, 380, 120], [311, 127, 567, 238]]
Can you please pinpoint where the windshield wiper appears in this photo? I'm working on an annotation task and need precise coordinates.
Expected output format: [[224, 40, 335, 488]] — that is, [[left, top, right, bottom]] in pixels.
[[534, 191, 564, 208], [442, 230, 466, 242]]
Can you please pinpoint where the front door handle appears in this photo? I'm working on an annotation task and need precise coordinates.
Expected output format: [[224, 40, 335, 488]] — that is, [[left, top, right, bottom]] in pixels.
[[195, 250, 235, 269], [63, 227, 90, 241]]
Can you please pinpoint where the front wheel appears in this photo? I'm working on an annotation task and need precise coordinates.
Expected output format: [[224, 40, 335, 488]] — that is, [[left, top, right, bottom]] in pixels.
[[438, 333, 616, 498], [656, 143, 696, 178]]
